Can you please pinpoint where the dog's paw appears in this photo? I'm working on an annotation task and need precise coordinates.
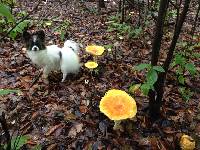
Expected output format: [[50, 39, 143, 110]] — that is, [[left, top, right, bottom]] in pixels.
[[42, 73, 48, 79], [43, 79, 49, 84]]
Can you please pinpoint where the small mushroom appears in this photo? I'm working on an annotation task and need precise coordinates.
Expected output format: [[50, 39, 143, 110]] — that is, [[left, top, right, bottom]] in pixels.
[[99, 89, 137, 130], [84, 61, 98, 69], [180, 134, 195, 150], [85, 45, 105, 61]]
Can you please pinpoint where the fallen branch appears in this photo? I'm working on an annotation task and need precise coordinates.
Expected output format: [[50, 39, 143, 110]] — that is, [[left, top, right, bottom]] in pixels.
[[29, 70, 43, 88]]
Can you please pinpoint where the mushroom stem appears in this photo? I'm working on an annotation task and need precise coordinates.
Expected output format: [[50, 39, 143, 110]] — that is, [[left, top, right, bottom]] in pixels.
[[93, 56, 97, 62], [113, 120, 123, 131], [89, 69, 95, 81]]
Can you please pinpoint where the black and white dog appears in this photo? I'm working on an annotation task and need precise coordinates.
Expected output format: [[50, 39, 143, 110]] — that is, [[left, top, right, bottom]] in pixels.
[[23, 30, 80, 82]]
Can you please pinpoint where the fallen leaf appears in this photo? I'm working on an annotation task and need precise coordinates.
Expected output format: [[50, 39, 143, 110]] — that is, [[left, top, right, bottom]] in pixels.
[[68, 123, 83, 138], [45, 123, 63, 136]]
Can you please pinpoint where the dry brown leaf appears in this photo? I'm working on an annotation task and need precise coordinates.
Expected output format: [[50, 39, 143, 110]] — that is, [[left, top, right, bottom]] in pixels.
[[45, 123, 63, 136], [68, 123, 83, 138]]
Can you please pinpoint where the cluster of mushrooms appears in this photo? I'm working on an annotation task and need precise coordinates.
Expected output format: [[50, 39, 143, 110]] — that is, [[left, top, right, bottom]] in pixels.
[[84, 45, 105, 70], [84, 45, 137, 130], [83, 45, 196, 150]]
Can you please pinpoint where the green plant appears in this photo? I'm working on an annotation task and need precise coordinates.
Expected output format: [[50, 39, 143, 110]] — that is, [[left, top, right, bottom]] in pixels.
[[166, 9, 177, 20], [0, 89, 21, 96], [1, 0, 16, 7], [9, 20, 30, 39], [171, 40, 199, 101], [3, 135, 29, 150], [172, 54, 197, 84], [0, 2, 30, 39], [53, 20, 71, 41], [178, 87, 193, 101], [107, 14, 142, 39], [134, 64, 165, 95], [0, 3, 15, 22]]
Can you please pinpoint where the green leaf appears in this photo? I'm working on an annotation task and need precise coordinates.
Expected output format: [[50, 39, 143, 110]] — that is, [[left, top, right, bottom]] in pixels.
[[4, 135, 29, 150], [134, 63, 151, 71], [0, 4, 15, 22], [192, 53, 200, 58], [171, 60, 176, 68], [0, 89, 20, 96], [146, 69, 158, 85], [178, 87, 193, 101], [178, 75, 185, 85], [153, 66, 165, 72], [175, 54, 186, 66], [60, 30, 65, 41], [12, 136, 29, 150], [140, 83, 150, 95], [185, 63, 197, 76], [9, 20, 30, 39], [129, 84, 141, 94], [176, 67, 183, 75]]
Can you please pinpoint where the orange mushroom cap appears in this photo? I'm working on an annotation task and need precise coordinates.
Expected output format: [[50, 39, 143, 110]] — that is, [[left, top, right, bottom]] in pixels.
[[180, 134, 195, 150], [84, 61, 98, 69], [99, 89, 137, 120], [85, 45, 105, 56]]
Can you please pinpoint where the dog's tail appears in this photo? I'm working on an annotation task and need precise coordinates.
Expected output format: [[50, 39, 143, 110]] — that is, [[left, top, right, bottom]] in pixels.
[[63, 40, 80, 54]]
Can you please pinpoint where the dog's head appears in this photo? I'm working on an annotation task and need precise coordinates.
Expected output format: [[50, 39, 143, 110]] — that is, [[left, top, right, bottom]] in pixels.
[[23, 30, 46, 51]]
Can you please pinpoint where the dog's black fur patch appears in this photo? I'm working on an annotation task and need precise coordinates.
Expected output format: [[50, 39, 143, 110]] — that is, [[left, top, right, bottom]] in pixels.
[[69, 46, 75, 52], [58, 51, 62, 59], [23, 30, 46, 51]]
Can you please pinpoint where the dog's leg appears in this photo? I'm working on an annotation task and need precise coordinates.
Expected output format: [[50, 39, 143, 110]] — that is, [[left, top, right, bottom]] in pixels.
[[42, 67, 51, 84], [61, 73, 67, 82], [43, 67, 50, 78]]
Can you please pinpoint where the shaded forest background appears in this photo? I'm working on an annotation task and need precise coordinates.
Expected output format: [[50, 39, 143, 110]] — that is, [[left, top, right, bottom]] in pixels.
[[0, 0, 200, 149]]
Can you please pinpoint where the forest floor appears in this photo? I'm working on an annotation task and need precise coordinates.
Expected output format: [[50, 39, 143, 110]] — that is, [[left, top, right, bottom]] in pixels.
[[0, 0, 200, 149]]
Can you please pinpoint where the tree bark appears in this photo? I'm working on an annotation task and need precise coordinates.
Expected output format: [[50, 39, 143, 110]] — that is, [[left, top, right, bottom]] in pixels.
[[149, 0, 191, 119], [156, 0, 191, 100], [151, 0, 169, 65], [191, 0, 200, 36], [98, 0, 105, 8], [98, 0, 106, 13], [121, 0, 125, 23], [148, 0, 169, 119]]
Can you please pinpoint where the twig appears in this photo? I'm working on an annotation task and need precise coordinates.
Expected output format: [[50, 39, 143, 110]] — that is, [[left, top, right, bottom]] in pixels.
[[169, 0, 178, 9], [0, 0, 42, 41], [29, 71, 43, 88], [0, 112, 11, 150]]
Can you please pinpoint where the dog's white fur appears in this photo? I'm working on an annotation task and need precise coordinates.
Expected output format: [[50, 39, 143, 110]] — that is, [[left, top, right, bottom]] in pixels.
[[27, 40, 80, 82]]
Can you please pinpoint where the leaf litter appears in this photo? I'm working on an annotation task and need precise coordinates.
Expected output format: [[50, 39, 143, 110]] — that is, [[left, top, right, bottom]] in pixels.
[[0, 0, 200, 149]]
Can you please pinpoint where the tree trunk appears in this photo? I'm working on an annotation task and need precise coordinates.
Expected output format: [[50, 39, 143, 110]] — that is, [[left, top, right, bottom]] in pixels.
[[151, 0, 169, 65], [149, 0, 191, 119], [119, 0, 122, 13], [148, 0, 169, 119], [98, 0, 106, 13], [121, 0, 125, 23], [191, 0, 200, 36]]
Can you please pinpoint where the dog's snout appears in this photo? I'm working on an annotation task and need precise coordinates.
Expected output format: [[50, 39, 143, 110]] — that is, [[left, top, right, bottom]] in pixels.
[[32, 46, 39, 51]]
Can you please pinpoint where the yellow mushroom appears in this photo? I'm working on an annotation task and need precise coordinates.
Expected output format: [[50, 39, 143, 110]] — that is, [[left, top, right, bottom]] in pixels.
[[84, 61, 98, 69], [180, 134, 195, 150], [85, 45, 105, 56], [99, 89, 137, 130]]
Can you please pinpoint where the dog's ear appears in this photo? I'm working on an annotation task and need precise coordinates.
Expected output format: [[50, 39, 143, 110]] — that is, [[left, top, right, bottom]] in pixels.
[[36, 30, 45, 40], [23, 31, 31, 41]]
